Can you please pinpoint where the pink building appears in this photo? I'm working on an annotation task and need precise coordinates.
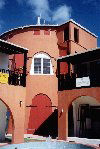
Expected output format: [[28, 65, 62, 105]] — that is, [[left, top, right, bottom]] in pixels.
[[0, 19, 98, 143]]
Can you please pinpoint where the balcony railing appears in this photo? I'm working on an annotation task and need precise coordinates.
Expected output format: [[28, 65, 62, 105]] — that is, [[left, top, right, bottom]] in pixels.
[[58, 73, 100, 91], [0, 68, 26, 87]]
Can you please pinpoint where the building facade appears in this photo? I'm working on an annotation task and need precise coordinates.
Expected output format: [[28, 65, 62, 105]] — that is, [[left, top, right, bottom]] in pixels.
[[58, 48, 100, 140], [0, 19, 98, 143]]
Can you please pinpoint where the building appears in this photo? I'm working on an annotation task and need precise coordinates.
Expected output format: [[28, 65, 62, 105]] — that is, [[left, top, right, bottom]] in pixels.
[[0, 39, 27, 143], [0, 19, 98, 143], [58, 47, 100, 140]]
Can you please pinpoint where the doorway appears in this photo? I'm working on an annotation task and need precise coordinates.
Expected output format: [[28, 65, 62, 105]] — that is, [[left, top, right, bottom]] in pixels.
[[68, 96, 100, 138]]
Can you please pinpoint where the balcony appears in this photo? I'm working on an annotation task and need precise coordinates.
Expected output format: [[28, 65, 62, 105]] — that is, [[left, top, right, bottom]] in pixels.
[[58, 73, 100, 91], [57, 47, 100, 91], [0, 68, 26, 87], [0, 39, 28, 87]]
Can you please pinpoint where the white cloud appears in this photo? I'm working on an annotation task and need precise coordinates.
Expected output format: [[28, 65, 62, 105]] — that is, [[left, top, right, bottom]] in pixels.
[[27, 0, 51, 21], [52, 5, 71, 24], [16, 0, 72, 24], [0, 0, 5, 9]]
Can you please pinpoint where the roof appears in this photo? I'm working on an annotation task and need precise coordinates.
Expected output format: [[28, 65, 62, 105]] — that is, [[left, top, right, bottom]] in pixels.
[[57, 47, 100, 64], [61, 19, 97, 38], [0, 19, 97, 38], [0, 24, 58, 38], [0, 39, 28, 54]]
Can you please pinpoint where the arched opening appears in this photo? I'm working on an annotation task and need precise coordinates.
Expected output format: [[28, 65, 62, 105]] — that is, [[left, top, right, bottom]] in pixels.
[[27, 94, 58, 138], [0, 99, 14, 144], [68, 96, 100, 138]]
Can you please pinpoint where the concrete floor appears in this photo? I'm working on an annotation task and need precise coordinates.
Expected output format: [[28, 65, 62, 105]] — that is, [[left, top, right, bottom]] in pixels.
[[0, 134, 100, 148]]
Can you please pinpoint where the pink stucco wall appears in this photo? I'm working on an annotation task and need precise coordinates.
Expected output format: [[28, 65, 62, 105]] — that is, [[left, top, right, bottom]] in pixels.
[[6, 28, 59, 133], [0, 84, 26, 143], [69, 22, 97, 54], [0, 21, 97, 138], [58, 87, 100, 140]]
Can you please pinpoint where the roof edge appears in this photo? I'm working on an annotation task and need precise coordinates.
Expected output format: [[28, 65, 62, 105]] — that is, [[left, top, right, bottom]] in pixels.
[[0, 19, 97, 38], [69, 19, 97, 38], [0, 39, 28, 51], [0, 24, 58, 38], [57, 47, 100, 60]]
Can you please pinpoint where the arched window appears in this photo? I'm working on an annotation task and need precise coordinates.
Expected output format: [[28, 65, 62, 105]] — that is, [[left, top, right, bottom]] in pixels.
[[30, 53, 53, 75]]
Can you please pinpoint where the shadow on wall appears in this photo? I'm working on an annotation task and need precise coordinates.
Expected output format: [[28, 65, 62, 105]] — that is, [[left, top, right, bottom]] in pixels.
[[34, 109, 58, 139]]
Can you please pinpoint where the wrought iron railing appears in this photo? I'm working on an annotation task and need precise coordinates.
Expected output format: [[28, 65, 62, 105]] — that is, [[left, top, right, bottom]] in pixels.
[[58, 73, 100, 91], [0, 68, 26, 87]]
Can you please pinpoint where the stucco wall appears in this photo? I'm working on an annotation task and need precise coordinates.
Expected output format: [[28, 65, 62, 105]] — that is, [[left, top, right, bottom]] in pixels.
[[69, 22, 97, 54], [1, 22, 97, 135], [6, 28, 59, 133], [0, 84, 26, 143], [58, 87, 100, 140]]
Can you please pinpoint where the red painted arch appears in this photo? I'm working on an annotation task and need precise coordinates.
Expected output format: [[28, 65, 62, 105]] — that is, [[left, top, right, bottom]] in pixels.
[[27, 94, 52, 134]]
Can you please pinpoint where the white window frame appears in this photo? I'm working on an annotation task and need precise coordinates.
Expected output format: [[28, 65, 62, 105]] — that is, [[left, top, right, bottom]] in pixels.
[[30, 53, 53, 75]]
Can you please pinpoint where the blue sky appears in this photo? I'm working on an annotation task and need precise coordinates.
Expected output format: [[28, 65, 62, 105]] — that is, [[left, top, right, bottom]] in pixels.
[[0, 0, 100, 46]]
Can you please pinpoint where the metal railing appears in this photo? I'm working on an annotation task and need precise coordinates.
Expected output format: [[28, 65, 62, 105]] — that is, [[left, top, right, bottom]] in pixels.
[[0, 68, 26, 87], [58, 73, 100, 91]]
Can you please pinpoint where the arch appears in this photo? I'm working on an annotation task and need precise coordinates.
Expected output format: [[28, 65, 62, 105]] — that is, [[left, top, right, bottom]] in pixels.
[[0, 98, 14, 143], [72, 95, 100, 105], [30, 52, 54, 75], [68, 94, 100, 109], [27, 93, 52, 134], [68, 95, 100, 138], [32, 51, 53, 59], [33, 93, 52, 104], [58, 88, 100, 140]]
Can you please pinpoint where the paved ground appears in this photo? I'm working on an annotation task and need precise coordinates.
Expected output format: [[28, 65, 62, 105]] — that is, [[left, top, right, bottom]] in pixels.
[[67, 137, 100, 148], [0, 135, 100, 148]]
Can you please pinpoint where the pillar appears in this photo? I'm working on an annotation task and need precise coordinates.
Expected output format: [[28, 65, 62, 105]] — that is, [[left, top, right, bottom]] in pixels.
[[12, 120, 24, 144], [58, 108, 68, 140]]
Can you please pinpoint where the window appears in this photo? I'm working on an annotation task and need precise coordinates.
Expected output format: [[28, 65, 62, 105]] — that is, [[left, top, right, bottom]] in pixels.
[[44, 30, 50, 35], [64, 27, 69, 41], [74, 28, 79, 43], [30, 53, 53, 75], [34, 58, 41, 74], [43, 58, 50, 74], [33, 30, 40, 35]]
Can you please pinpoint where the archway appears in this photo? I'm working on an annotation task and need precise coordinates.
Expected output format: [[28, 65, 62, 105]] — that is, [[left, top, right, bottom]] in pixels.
[[0, 99, 14, 143], [27, 94, 52, 135], [68, 96, 100, 138]]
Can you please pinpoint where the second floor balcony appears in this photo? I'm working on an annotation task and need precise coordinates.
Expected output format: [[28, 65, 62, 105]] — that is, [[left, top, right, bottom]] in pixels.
[[57, 48, 100, 91], [0, 68, 26, 87], [0, 39, 28, 87], [58, 73, 100, 91]]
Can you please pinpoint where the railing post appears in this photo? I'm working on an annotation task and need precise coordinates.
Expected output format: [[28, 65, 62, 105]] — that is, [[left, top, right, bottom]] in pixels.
[[23, 52, 27, 87], [57, 60, 60, 91]]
